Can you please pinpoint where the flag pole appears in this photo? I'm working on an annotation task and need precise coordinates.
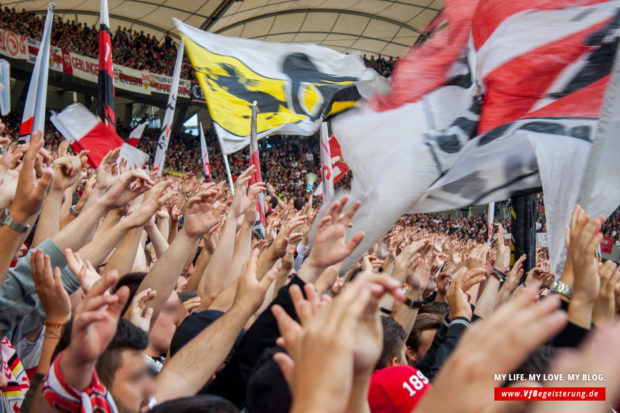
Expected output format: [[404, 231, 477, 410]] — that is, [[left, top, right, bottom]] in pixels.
[[319, 121, 334, 202], [250, 100, 266, 237], [486, 201, 495, 243], [19, 2, 54, 142], [216, 132, 235, 194], [153, 39, 184, 176]]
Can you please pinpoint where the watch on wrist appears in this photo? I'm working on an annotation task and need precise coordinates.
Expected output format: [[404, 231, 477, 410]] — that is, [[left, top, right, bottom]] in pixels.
[[548, 279, 573, 299], [1, 209, 30, 233]]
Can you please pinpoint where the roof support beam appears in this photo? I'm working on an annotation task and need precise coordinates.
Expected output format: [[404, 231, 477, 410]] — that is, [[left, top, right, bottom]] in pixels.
[[213, 8, 421, 34]]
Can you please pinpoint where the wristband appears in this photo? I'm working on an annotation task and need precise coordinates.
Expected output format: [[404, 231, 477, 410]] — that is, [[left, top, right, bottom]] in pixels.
[[403, 297, 424, 309], [0, 209, 30, 233], [491, 268, 506, 283], [379, 306, 393, 315], [43, 321, 66, 329]]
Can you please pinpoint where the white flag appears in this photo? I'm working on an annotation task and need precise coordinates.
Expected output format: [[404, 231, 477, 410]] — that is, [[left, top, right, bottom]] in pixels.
[[19, 2, 54, 142], [153, 39, 184, 176]]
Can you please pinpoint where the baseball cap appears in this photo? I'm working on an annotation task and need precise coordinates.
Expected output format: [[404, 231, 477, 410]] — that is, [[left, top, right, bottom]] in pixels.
[[368, 365, 431, 413]]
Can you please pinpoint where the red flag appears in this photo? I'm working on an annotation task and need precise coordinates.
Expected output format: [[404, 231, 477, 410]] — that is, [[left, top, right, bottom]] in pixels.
[[98, 0, 116, 133]]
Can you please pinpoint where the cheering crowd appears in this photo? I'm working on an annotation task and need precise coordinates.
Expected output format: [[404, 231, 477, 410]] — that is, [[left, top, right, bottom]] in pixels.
[[0, 111, 617, 413], [0, 7, 396, 81]]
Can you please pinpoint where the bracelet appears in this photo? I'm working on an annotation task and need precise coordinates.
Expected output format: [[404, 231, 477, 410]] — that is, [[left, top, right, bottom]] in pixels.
[[43, 321, 66, 329], [379, 306, 393, 315], [70, 205, 80, 217], [491, 268, 507, 283], [0, 208, 30, 233], [403, 297, 425, 309]]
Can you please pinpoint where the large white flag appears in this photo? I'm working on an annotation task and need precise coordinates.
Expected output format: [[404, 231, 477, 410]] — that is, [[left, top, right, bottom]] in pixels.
[[153, 39, 184, 176], [19, 2, 54, 142], [175, 19, 382, 155], [333, 0, 620, 273]]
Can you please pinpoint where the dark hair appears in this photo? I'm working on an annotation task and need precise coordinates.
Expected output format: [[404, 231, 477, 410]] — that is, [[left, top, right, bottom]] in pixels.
[[112, 272, 147, 315], [406, 313, 442, 353], [147, 395, 239, 413], [293, 197, 304, 211], [375, 316, 407, 370], [96, 319, 149, 387], [418, 301, 450, 316], [506, 345, 556, 386], [268, 196, 278, 209], [246, 346, 291, 413]]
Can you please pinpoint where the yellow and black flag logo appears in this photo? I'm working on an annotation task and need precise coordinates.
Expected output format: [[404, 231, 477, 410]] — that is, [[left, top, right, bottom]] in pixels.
[[179, 24, 370, 143]]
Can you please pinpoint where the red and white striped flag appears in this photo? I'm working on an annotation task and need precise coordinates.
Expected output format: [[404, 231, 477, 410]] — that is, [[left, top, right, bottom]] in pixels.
[[250, 103, 266, 237], [19, 2, 54, 143], [51, 103, 148, 169], [199, 122, 212, 181], [128, 121, 148, 147], [333, 0, 620, 273], [98, 0, 116, 133]]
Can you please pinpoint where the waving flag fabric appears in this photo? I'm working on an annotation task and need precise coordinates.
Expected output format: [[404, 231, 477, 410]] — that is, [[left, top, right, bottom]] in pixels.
[[175, 19, 380, 155], [334, 0, 620, 274], [127, 121, 148, 147], [153, 40, 184, 176], [19, 2, 54, 143], [51, 103, 148, 169], [98, 0, 116, 132]]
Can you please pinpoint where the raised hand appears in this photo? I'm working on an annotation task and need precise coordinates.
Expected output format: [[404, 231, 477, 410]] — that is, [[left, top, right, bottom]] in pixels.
[[66, 270, 129, 364], [272, 271, 402, 412], [125, 288, 156, 332], [123, 180, 173, 228], [592, 260, 618, 326], [182, 184, 219, 238], [65, 248, 101, 293], [447, 267, 486, 320], [271, 214, 306, 258], [31, 250, 71, 325], [417, 289, 566, 413], [52, 155, 83, 191], [100, 169, 154, 208], [180, 172, 197, 195], [95, 148, 121, 192], [568, 205, 604, 305], [230, 172, 264, 218], [233, 249, 276, 313], [9, 130, 54, 223], [305, 196, 365, 270]]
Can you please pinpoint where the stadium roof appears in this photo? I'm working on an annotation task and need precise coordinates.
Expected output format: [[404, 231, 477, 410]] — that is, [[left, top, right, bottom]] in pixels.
[[17, 0, 442, 57]]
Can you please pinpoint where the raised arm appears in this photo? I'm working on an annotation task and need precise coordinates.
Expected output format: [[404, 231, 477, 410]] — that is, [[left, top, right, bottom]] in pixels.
[[155, 249, 275, 402], [32, 154, 83, 248], [136, 184, 219, 327], [0, 131, 53, 284]]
